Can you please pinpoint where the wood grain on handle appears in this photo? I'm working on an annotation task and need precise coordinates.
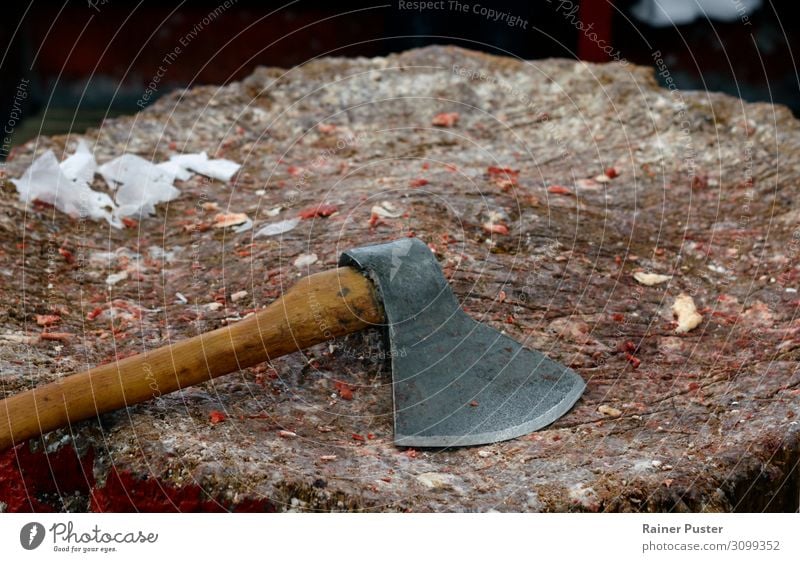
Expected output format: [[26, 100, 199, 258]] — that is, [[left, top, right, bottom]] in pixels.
[[0, 267, 383, 451]]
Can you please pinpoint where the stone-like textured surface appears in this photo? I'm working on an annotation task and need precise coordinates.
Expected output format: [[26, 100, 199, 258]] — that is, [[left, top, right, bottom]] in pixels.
[[1, 46, 799, 512]]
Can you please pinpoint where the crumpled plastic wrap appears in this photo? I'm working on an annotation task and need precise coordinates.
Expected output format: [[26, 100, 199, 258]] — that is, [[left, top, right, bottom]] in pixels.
[[98, 154, 180, 218], [11, 140, 241, 228], [11, 141, 119, 227], [255, 218, 300, 237], [167, 152, 241, 182]]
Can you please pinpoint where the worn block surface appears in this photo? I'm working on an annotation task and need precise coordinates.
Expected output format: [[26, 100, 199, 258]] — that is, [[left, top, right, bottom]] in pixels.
[[1, 46, 799, 512]]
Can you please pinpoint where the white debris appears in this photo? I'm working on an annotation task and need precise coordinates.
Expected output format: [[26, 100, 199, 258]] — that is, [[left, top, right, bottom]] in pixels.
[[231, 290, 248, 302], [105, 271, 129, 286], [60, 140, 96, 184], [568, 483, 600, 511], [632, 459, 657, 473], [708, 263, 730, 275], [168, 152, 240, 182], [265, 207, 283, 217], [484, 209, 508, 223], [175, 292, 188, 304], [11, 149, 118, 227], [633, 272, 671, 286], [98, 153, 180, 218], [0, 332, 37, 344], [255, 218, 300, 237], [672, 293, 703, 333], [415, 472, 461, 491], [89, 248, 140, 266], [205, 302, 223, 311], [147, 245, 180, 262], [234, 219, 253, 233], [293, 253, 318, 268], [156, 160, 193, 181], [11, 143, 242, 228], [371, 201, 402, 218], [598, 404, 622, 417]]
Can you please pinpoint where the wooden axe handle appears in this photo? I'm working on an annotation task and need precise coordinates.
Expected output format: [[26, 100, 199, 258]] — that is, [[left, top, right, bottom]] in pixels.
[[0, 267, 382, 451]]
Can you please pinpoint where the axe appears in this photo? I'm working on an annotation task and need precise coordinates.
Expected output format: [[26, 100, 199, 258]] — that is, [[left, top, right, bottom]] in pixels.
[[0, 239, 584, 450]]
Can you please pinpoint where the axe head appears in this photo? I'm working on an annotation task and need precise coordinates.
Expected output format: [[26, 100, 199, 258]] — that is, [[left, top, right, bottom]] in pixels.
[[340, 238, 585, 448]]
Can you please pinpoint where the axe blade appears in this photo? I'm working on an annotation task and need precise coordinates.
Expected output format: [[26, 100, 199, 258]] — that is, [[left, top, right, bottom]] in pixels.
[[340, 238, 585, 448]]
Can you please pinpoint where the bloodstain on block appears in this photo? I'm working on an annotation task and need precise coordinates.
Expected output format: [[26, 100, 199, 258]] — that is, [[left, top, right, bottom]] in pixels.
[[90, 469, 277, 513], [0, 443, 95, 512]]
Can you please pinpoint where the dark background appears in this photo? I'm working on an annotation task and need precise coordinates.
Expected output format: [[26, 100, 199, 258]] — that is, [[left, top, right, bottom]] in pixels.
[[1, 0, 798, 157]]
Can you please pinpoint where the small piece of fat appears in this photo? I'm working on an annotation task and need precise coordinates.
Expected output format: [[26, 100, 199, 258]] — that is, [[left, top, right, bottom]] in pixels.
[[633, 272, 671, 286], [213, 213, 250, 228], [105, 271, 129, 286], [294, 253, 318, 268], [371, 201, 402, 218], [598, 405, 622, 417], [672, 293, 703, 333]]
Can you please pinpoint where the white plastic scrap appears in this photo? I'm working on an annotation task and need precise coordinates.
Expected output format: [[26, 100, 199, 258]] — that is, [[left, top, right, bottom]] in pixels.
[[156, 160, 193, 181], [98, 153, 180, 218], [233, 218, 253, 233], [11, 147, 119, 227], [255, 218, 300, 238], [168, 152, 240, 182], [11, 141, 242, 229], [60, 140, 96, 185]]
